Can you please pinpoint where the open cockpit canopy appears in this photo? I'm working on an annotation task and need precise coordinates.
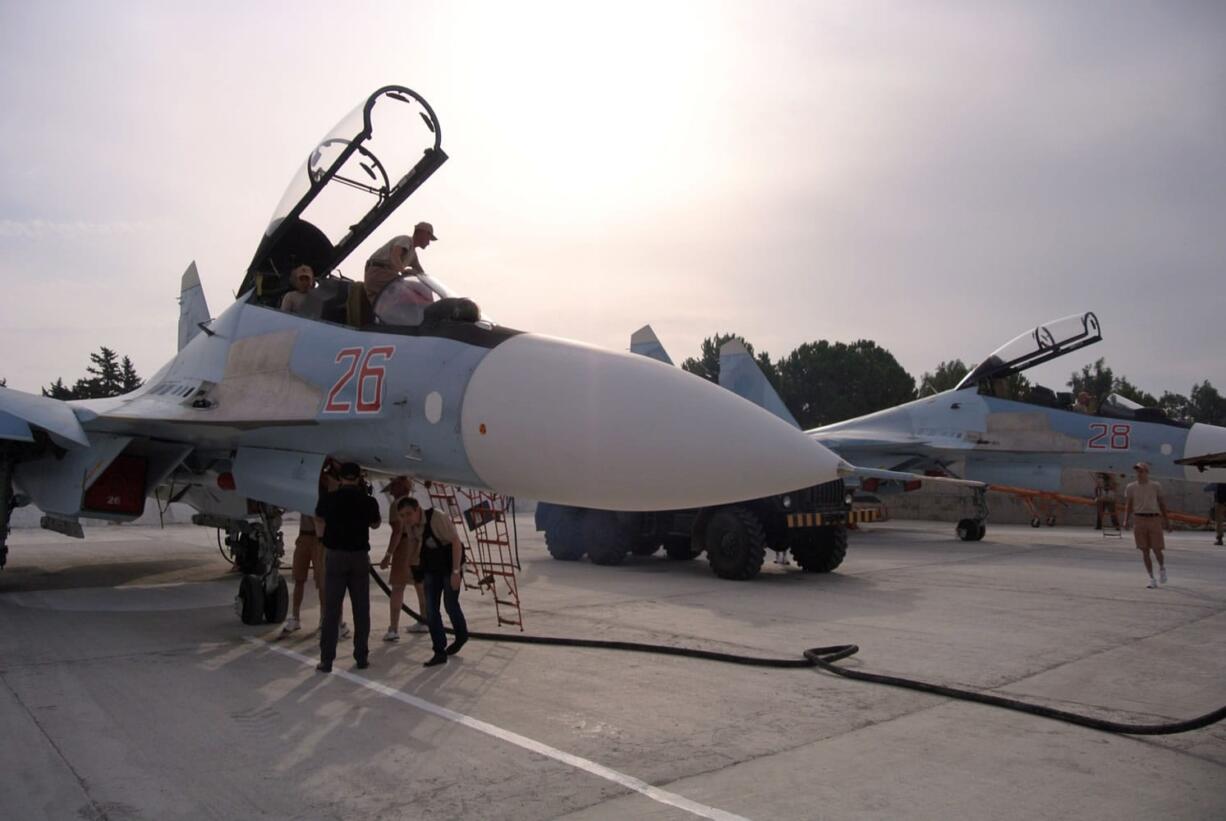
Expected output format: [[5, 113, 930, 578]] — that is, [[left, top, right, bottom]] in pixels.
[[241, 86, 446, 300], [955, 311, 1101, 391]]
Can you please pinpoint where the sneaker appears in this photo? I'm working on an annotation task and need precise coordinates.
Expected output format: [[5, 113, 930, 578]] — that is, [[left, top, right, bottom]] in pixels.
[[423, 652, 448, 667], [1159, 567, 1167, 584], [340, 622, 352, 640], [408, 622, 429, 634], [382, 628, 400, 642], [1146, 577, 1158, 589], [281, 617, 301, 635]]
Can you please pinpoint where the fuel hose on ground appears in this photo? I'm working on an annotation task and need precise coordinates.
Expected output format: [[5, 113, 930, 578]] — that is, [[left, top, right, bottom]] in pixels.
[[369, 567, 1225, 736]]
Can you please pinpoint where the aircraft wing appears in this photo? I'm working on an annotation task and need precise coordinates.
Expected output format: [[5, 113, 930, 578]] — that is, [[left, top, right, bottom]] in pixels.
[[0, 386, 91, 448], [1175, 451, 1226, 471], [837, 462, 986, 489]]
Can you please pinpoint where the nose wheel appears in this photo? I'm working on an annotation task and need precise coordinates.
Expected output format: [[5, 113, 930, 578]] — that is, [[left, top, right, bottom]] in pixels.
[[206, 506, 287, 625]]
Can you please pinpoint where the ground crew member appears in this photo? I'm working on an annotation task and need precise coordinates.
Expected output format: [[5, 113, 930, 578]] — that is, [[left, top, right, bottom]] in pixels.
[[363, 221, 437, 306], [315, 462, 381, 672], [283, 470, 349, 637], [1094, 472, 1120, 530], [1124, 462, 1170, 588], [398, 496, 468, 667], [1214, 483, 1225, 547], [379, 482, 428, 639]]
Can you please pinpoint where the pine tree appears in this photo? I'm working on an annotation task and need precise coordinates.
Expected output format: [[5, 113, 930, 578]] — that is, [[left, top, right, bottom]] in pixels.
[[119, 356, 143, 393], [42, 378, 75, 399]]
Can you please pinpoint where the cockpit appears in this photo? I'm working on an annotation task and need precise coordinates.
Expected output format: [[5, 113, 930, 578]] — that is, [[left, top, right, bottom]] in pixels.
[[236, 86, 493, 335], [956, 311, 1186, 427]]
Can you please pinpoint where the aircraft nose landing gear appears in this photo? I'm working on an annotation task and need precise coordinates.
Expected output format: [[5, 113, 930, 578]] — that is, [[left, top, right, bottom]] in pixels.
[[198, 506, 288, 625]]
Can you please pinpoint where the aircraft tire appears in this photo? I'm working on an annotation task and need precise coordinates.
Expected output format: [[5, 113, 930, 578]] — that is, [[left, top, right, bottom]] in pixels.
[[263, 575, 289, 624], [792, 525, 848, 573], [705, 507, 766, 580], [544, 511, 586, 561], [1045, 516, 1056, 527], [237, 574, 265, 625], [663, 536, 698, 561], [584, 512, 629, 566], [973, 521, 987, 541], [1030, 517, 1041, 528], [956, 518, 979, 541]]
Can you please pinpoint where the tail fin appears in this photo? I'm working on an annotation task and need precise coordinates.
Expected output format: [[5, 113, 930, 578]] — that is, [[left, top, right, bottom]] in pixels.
[[178, 261, 211, 351], [719, 339, 800, 429], [629, 325, 673, 365]]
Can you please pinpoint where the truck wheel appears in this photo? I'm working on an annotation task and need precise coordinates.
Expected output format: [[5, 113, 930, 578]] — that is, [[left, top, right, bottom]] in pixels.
[[663, 536, 697, 561], [545, 510, 586, 561], [584, 511, 629, 566], [705, 507, 766, 580], [791, 526, 847, 572], [630, 537, 661, 556]]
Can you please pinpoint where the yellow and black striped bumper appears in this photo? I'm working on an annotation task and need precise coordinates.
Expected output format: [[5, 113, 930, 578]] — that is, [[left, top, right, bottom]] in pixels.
[[786, 508, 883, 528]]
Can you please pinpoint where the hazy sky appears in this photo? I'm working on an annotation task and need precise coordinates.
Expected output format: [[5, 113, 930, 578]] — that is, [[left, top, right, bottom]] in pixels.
[[1, 1, 1223, 398]]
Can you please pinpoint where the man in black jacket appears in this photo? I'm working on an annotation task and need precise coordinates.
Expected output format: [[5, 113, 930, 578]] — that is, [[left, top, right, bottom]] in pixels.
[[315, 462, 381, 672]]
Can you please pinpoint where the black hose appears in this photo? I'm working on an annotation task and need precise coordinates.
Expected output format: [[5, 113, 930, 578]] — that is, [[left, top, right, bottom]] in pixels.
[[369, 567, 1225, 736]]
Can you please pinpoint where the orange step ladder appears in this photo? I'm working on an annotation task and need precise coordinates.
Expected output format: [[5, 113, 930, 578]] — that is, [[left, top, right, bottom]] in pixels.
[[428, 482, 524, 630]]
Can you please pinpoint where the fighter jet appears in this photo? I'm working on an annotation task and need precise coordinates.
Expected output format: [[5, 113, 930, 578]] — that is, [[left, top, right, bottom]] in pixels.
[[717, 311, 1226, 540], [0, 85, 845, 621]]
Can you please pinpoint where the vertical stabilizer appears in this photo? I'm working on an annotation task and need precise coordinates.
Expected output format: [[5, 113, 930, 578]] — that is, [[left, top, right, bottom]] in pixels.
[[629, 325, 674, 365], [178, 261, 211, 351], [719, 339, 800, 429]]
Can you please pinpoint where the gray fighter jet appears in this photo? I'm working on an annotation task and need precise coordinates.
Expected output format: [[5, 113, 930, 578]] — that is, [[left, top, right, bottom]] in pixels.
[[0, 86, 844, 621], [718, 311, 1226, 540]]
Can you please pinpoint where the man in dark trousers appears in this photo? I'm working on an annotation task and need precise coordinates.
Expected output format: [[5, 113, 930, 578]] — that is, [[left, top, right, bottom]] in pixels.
[[400, 497, 469, 667], [315, 462, 381, 672]]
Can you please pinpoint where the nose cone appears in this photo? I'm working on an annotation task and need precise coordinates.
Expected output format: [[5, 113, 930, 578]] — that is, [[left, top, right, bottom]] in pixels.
[[459, 334, 843, 510]]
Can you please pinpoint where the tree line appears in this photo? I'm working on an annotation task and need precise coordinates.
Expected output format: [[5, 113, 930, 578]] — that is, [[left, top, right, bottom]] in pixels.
[[40, 347, 144, 400], [681, 333, 1225, 429]]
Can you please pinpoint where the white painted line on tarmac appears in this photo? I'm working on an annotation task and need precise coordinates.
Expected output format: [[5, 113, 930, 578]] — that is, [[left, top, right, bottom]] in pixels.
[[248, 638, 749, 821]]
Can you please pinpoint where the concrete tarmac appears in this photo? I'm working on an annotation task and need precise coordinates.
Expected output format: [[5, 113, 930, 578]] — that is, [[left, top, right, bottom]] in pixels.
[[1, 518, 1224, 820]]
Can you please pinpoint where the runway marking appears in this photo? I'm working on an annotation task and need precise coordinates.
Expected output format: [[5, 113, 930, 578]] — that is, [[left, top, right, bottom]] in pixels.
[[248, 638, 749, 821]]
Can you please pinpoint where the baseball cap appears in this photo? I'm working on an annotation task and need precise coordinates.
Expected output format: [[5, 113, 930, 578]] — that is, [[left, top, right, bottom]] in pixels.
[[1133, 461, 1150, 471], [414, 221, 438, 240]]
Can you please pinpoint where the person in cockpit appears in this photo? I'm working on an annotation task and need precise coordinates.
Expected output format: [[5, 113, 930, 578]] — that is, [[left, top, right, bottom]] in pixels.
[[363, 221, 437, 305], [279, 264, 316, 314]]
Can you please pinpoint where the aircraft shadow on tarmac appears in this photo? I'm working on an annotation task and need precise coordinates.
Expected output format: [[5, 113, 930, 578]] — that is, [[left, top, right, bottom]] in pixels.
[[0, 558, 222, 594]]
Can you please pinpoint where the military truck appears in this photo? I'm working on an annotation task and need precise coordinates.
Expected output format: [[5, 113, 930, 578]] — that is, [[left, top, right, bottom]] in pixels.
[[535, 479, 856, 580]]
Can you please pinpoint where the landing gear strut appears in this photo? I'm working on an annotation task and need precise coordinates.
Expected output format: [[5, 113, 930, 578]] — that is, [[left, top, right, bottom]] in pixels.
[[956, 487, 988, 542], [197, 506, 287, 625]]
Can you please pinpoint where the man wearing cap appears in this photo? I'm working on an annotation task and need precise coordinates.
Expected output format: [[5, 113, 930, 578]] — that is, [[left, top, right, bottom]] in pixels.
[[363, 221, 438, 308], [315, 462, 382, 672], [279, 264, 316, 314], [1123, 462, 1170, 588]]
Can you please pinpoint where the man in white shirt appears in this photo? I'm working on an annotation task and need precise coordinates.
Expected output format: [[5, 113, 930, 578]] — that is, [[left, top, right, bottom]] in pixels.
[[1124, 462, 1170, 588]]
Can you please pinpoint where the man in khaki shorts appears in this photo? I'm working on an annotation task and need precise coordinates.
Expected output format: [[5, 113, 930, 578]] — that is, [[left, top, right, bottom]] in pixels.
[[1124, 462, 1170, 589]]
